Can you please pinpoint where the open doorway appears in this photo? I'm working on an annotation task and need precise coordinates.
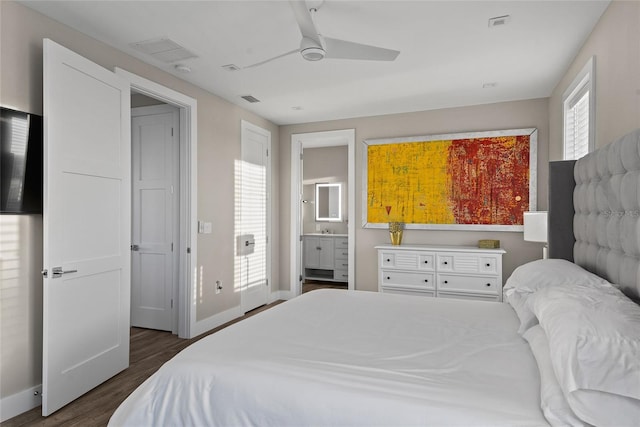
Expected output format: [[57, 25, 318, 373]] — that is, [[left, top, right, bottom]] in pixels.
[[130, 97, 179, 332], [290, 130, 355, 297], [115, 68, 198, 339]]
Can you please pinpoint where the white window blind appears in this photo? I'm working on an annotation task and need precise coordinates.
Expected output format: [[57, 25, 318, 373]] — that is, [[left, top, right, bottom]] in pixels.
[[562, 57, 595, 160], [564, 85, 590, 159]]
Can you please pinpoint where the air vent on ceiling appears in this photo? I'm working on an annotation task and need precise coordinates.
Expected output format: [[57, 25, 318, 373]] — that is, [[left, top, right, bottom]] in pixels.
[[130, 37, 198, 63], [241, 95, 261, 103], [222, 64, 241, 72], [488, 15, 511, 28]]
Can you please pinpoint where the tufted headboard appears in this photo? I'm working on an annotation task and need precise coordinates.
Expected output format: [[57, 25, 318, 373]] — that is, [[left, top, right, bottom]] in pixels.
[[572, 129, 640, 301]]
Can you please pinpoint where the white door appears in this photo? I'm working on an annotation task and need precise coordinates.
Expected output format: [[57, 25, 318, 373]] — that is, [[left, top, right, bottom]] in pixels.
[[131, 105, 179, 331], [42, 39, 130, 415], [239, 121, 270, 313]]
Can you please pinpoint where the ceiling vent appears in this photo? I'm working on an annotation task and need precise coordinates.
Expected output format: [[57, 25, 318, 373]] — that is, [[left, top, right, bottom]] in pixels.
[[130, 37, 198, 63], [222, 64, 241, 72], [488, 15, 511, 28], [241, 95, 261, 103]]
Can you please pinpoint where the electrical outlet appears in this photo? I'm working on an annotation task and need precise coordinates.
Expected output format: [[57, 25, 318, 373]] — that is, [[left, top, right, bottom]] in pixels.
[[215, 280, 222, 294]]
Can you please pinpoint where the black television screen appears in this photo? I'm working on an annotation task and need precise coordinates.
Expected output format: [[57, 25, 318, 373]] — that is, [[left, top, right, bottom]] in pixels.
[[1, 107, 43, 214]]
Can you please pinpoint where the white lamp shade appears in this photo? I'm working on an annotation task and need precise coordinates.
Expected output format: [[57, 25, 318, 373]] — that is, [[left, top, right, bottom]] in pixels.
[[523, 211, 548, 243]]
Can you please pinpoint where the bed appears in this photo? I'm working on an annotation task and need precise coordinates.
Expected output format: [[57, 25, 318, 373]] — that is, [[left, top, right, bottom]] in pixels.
[[109, 129, 640, 427]]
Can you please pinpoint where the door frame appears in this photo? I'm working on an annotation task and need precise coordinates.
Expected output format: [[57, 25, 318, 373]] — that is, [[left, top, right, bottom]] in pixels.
[[239, 120, 272, 310], [115, 68, 197, 339], [290, 129, 355, 297]]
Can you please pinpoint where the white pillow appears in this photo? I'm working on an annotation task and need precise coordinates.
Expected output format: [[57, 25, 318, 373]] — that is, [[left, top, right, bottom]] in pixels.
[[506, 291, 537, 335], [522, 325, 588, 427], [504, 259, 610, 334], [504, 259, 610, 294], [530, 283, 640, 427]]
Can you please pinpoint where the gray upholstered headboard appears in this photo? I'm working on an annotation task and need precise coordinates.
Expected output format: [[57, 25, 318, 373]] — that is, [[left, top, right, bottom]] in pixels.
[[572, 129, 640, 301]]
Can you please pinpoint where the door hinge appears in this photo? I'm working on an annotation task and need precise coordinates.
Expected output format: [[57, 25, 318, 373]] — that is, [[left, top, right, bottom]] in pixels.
[[187, 247, 191, 254], [299, 274, 303, 282], [42, 269, 48, 278], [171, 243, 174, 252], [171, 127, 174, 137], [171, 299, 173, 309], [266, 148, 269, 157], [300, 235, 303, 242], [266, 279, 269, 287], [300, 152, 303, 160]]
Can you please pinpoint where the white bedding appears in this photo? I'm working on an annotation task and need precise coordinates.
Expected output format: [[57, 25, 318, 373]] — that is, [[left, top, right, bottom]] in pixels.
[[109, 290, 547, 426]]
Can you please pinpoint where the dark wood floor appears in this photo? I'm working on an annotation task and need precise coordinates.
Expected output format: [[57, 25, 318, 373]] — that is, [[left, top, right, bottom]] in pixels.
[[2, 301, 283, 427], [302, 280, 347, 293]]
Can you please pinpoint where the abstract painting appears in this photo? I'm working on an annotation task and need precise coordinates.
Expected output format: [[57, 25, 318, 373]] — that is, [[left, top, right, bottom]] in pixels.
[[362, 128, 537, 231]]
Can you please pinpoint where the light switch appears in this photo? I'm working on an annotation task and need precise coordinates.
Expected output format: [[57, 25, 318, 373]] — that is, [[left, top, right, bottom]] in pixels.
[[198, 221, 213, 234]]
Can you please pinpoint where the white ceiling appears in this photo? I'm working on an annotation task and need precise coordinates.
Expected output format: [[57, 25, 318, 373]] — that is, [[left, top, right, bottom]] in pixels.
[[21, 0, 609, 125]]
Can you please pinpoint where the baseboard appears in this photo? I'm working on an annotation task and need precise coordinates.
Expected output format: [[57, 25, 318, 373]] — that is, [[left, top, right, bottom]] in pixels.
[[269, 290, 293, 302], [0, 384, 42, 423], [190, 305, 244, 338]]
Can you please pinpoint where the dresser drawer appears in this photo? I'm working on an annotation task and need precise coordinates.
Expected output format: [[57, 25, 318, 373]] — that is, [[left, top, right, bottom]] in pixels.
[[334, 258, 349, 270], [437, 291, 500, 302], [333, 269, 349, 281], [380, 251, 435, 271], [335, 248, 348, 260], [437, 254, 500, 274], [381, 286, 435, 298], [438, 274, 499, 294], [334, 237, 348, 249], [381, 270, 434, 289]]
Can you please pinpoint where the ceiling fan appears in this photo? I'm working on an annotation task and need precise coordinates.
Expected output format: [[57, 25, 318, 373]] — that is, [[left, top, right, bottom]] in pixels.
[[244, 0, 400, 69]]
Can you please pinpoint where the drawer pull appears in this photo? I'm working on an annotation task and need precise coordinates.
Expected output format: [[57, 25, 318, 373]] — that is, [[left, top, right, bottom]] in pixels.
[[486, 263, 491, 267], [316, 247, 322, 250], [386, 276, 390, 280], [486, 283, 491, 287], [444, 280, 448, 284], [424, 260, 428, 264], [386, 258, 391, 262], [443, 261, 448, 265], [424, 279, 429, 283]]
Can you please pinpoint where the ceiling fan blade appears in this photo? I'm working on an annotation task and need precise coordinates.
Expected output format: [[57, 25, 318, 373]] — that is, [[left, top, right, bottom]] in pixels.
[[324, 37, 400, 61], [288, 0, 323, 47], [243, 49, 299, 69]]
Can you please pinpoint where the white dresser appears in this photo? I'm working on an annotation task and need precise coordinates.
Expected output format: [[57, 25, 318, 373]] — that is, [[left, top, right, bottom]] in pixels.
[[376, 244, 506, 302], [304, 235, 349, 282]]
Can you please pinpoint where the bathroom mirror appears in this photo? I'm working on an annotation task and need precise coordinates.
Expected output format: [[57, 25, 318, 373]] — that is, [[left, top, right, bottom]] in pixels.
[[315, 183, 342, 222]]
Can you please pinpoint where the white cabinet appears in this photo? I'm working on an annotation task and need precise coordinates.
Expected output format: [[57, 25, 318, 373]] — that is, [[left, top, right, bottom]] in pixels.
[[376, 244, 505, 302], [304, 235, 348, 282]]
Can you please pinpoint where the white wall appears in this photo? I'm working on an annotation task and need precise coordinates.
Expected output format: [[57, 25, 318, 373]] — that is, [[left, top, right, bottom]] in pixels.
[[549, 1, 640, 158]]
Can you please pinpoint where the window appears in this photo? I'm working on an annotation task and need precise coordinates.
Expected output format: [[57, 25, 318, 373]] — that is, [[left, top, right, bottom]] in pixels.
[[562, 57, 595, 160], [563, 57, 595, 160]]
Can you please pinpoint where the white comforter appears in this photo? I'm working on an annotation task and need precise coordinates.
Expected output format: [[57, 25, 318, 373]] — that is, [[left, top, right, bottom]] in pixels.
[[110, 290, 547, 426]]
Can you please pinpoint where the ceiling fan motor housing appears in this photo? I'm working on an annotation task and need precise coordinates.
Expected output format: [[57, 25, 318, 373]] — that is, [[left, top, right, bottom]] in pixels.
[[301, 46, 325, 61], [300, 36, 326, 61]]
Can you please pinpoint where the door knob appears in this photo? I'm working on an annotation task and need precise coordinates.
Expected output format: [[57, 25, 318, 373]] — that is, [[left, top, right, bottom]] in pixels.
[[131, 244, 140, 251]]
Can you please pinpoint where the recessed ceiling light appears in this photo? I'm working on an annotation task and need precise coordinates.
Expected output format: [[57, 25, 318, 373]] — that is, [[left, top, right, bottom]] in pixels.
[[488, 15, 511, 28], [483, 82, 498, 89]]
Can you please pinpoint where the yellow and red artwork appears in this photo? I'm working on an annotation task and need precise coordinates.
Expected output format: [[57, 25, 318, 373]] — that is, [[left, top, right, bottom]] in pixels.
[[366, 130, 535, 228]]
